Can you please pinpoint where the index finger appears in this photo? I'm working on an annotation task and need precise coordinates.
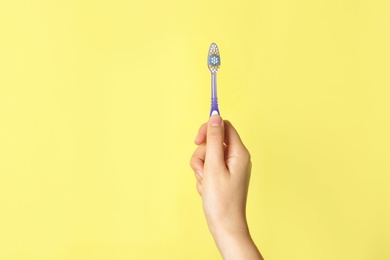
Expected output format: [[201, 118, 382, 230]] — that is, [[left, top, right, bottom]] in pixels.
[[194, 122, 207, 145]]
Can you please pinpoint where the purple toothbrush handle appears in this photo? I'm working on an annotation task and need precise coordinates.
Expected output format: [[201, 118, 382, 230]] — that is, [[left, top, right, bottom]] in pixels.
[[210, 98, 220, 116]]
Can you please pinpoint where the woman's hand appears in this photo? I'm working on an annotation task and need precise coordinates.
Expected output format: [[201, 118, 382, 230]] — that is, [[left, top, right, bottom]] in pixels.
[[190, 115, 263, 260]]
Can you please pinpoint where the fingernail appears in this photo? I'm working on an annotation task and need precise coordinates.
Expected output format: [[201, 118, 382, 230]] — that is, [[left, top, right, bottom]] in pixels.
[[209, 115, 222, 126], [196, 170, 203, 178]]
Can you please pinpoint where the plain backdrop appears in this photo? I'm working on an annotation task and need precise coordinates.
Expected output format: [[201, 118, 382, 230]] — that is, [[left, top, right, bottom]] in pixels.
[[0, 0, 389, 259]]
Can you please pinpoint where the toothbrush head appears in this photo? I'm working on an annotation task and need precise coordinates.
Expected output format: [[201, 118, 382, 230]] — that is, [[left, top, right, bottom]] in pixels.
[[208, 43, 221, 73]]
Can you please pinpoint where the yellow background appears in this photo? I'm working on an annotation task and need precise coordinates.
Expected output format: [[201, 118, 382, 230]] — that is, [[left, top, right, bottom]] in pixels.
[[0, 0, 389, 259]]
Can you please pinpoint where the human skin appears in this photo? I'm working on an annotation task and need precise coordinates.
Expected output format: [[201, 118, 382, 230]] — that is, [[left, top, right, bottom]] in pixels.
[[190, 115, 263, 260]]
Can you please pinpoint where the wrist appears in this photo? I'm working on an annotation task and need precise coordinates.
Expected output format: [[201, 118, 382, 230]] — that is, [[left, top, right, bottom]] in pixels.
[[209, 217, 250, 242]]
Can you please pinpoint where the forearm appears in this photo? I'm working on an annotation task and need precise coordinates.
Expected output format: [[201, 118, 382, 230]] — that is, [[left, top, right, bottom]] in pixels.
[[211, 222, 263, 260]]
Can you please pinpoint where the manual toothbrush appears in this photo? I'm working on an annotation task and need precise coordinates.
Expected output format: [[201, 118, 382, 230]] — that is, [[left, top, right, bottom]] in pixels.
[[207, 43, 221, 117]]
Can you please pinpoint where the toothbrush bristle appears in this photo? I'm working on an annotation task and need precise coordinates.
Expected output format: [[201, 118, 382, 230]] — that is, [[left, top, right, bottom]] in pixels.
[[208, 43, 220, 73]]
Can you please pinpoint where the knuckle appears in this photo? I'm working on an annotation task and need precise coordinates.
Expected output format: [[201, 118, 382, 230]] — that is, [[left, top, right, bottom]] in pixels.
[[207, 130, 222, 143], [189, 154, 197, 169], [194, 172, 202, 182], [189, 158, 197, 170], [241, 147, 251, 162], [190, 156, 203, 172]]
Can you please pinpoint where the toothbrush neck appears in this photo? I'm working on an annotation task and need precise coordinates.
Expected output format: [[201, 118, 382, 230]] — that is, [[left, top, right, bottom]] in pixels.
[[211, 72, 218, 99]]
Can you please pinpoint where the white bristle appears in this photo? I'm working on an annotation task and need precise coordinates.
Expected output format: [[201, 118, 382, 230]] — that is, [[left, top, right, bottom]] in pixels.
[[208, 43, 221, 73]]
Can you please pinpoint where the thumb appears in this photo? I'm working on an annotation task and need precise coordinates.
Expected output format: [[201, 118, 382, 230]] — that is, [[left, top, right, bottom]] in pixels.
[[205, 115, 225, 169]]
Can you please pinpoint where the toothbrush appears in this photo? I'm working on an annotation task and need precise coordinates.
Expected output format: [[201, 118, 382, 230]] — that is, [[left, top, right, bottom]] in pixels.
[[208, 43, 221, 117]]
